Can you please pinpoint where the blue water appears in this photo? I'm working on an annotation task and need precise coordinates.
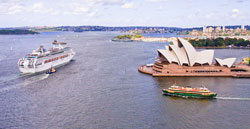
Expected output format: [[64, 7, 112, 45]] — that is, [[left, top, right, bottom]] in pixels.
[[0, 32, 250, 129]]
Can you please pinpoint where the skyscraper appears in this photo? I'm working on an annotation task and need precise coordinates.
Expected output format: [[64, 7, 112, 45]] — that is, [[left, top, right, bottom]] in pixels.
[[203, 26, 207, 33], [215, 26, 221, 32], [241, 25, 245, 30]]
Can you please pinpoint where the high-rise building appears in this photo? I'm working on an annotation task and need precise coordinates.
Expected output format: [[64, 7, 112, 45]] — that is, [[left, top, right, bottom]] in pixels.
[[203, 26, 207, 33], [215, 26, 221, 32], [207, 27, 214, 33], [223, 26, 225, 32], [241, 25, 245, 30], [236, 27, 241, 33]]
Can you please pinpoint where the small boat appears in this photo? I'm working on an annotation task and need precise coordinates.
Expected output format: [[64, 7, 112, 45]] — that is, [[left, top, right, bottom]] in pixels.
[[162, 84, 217, 98], [46, 67, 56, 74]]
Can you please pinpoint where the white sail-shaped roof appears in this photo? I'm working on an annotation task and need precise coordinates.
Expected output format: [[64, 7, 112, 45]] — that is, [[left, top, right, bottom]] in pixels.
[[171, 40, 178, 46], [169, 44, 189, 65], [165, 46, 179, 64], [157, 49, 179, 64], [195, 50, 214, 65], [215, 58, 236, 68], [178, 38, 196, 66], [157, 37, 236, 67]]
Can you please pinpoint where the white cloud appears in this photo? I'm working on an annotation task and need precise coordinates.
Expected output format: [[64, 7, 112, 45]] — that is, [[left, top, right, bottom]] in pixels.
[[93, 0, 126, 5], [88, 10, 98, 17], [31, 2, 54, 14], [231, 8, 240, 18], [146, 0, 168, 2], [51, 11, 61, 16], [67, 0, 126, 6], [204, 13, 214, 19], [32, 2, 43, 10], [121, 2, 134, 8], [31, 2, 44, 13], [1, 0, 130, 16], [232, 8, 240, 13], [72, 4, 90, 15], [8, 5, 23, 14]]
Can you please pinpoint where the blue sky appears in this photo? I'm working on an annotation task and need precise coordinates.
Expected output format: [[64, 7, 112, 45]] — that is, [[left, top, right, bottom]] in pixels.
[[0, 0, 249, 27]]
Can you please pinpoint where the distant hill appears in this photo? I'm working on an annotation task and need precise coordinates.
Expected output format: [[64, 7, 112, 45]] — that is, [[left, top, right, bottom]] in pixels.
[[0, 29, 39, 35], [0, 25, 249, 33], [46, 25, 250, 33]]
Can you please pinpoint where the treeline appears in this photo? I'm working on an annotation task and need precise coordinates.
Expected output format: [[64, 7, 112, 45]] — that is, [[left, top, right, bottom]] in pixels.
[[0, 29, 39, 35], [189, 38, 250, 47]]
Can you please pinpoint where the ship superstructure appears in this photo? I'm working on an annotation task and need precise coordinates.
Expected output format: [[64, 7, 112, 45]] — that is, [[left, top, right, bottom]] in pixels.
[[18, 40, 75, 73]]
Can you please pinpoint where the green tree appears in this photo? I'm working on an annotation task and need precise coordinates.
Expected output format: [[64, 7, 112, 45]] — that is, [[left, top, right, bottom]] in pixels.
[[214, 37, 225, 46]]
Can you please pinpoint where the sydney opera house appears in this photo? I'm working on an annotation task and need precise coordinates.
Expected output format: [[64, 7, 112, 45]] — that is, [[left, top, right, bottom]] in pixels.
[[138, 38, 250, 77]]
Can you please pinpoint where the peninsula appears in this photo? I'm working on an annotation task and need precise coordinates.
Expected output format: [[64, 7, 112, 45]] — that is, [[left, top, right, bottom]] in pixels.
[[0, 29, 39, 35], [112, 34, 142, 42]]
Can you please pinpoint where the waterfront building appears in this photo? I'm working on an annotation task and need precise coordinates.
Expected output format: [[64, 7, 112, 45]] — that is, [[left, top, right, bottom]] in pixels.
[[138, 38, 250, 77], [223, 26, 225, 32]]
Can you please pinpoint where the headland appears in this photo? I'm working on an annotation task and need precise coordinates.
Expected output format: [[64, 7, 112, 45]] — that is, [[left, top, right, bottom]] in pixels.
[[0, 29, 39, 35]]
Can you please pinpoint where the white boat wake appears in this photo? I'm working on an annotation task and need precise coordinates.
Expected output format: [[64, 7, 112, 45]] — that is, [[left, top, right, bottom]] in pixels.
[[0, 73, 36, 85], [21, 73, 49, 86], [0, 73, 49, 93], [216, 96, 250, 101], [0, 74, 19, 83], [0, 55, 6, 62], [0, 85, 19, 92]]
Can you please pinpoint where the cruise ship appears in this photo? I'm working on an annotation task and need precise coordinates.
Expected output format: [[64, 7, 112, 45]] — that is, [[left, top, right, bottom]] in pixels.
[[18, 40, 75, 74]]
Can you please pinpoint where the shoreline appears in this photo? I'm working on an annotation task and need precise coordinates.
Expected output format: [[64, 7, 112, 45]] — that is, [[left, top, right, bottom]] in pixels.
[[112, 38, 250, 49], [0, 30, 39, 35], [195, 46, 250, 49]]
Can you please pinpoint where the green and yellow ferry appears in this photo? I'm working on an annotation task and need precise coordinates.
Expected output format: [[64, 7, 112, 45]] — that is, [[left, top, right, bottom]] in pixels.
[[162, 84, 217, 98]]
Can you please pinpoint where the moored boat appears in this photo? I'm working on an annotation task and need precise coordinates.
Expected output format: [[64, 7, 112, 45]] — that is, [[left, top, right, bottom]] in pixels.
[[162, 84, 217, 98]]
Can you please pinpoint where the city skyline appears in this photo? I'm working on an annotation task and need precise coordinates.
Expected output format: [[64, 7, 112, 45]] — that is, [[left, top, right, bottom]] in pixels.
[[0, 0, 249, 28]]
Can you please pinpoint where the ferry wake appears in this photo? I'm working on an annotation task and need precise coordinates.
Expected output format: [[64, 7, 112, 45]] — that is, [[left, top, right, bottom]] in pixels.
[[18, 40, 75, 74]]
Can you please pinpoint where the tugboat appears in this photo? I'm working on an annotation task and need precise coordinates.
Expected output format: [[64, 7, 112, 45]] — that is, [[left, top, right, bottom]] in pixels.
[[46, 67, 56, 74], [162, 84, 217, 98]]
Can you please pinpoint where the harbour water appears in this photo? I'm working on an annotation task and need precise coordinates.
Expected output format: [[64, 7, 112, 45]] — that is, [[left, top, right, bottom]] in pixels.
[[0, 32, 250, 129]]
